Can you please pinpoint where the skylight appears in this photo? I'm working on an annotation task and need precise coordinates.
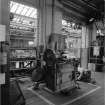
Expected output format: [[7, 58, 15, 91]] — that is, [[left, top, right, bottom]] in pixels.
[[10, 1, 38, 29], [16, 4, 24, 14], [10, 1, 37, 19], [25, 8, 34, 17], [21, 6, 29, 16], [11, 2, 19, 13]]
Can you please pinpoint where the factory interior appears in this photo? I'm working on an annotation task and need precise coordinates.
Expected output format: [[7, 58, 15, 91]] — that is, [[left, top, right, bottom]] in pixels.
[[0, 0, 105, 105]]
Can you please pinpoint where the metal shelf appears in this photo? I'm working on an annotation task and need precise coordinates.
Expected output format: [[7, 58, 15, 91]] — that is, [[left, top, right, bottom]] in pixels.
[[10, 67, 35, 71], [10, 35, 35, 40], [10, 28, 35, 34], [10, 22, 35, 29], [10, 57, 36, 61], [10, 47, 36, 50]]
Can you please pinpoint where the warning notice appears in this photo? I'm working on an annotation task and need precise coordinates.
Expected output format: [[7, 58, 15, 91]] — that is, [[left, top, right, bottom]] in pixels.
[[0, 73, 5, 84], [93, 46, 99, 56], [0, 25, 6, 41]]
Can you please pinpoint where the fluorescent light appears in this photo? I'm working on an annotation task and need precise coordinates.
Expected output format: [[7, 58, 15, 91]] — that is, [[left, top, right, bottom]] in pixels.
[[62, 20, 67, 25], [89, 18, 94, 22], [72, 23, 75, 27], [28, 41, 34, 45]]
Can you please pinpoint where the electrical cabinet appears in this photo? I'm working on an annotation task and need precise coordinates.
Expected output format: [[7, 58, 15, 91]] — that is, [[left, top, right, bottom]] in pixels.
[[88, 36, 105, 71]]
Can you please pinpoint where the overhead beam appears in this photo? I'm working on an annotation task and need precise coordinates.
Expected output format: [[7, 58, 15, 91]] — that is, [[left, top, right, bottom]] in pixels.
[[59, 0, 104, 21], [81, 0, 96, 7], [61, 0, 87, 13], [61, 0, 88, 18], [78, 0, 102, 12], [62, 6, 87, 24]]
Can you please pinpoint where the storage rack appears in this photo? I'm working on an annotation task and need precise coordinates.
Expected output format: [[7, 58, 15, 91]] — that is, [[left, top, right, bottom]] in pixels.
[[88, 36, 104, 71], [9, 27, 37, 77], [9, 2, 38, 77]]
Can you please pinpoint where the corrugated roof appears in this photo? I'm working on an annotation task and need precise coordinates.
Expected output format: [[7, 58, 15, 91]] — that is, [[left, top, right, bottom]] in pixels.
[[10, 1, 37, 18], [10, 1, 37, 29]]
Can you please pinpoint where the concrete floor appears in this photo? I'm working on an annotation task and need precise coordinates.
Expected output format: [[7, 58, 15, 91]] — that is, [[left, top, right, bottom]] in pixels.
[[18, 71, 105, 105]]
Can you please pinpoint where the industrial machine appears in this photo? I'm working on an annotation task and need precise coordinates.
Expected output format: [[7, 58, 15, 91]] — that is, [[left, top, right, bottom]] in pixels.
[[32, 49, 80, 92]]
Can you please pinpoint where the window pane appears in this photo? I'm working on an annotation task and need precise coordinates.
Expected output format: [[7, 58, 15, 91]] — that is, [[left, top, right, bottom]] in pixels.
[[10, 1, 37, 19], [21, 6, 29, 16], [30, 10, 37, 18], [11, 2, 19, 13], [15, 4, 24, 14], [25, 8, 34, 17]]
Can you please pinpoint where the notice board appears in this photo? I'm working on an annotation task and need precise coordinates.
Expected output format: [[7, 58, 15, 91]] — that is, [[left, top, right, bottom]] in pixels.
[[0, 73, 5, 84], [0, 25, 6, 41]]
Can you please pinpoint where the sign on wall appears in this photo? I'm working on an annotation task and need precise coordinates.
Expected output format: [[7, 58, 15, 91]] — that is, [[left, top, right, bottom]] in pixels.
[[93, 46, 100, 56], [93, 41, 100, 56], [0, 73, 5, 84], [0, 25, 6, 41]]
